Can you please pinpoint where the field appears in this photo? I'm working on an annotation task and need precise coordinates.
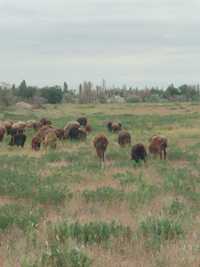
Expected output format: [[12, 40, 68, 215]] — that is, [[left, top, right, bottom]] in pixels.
[[0, 102, 200, 267]]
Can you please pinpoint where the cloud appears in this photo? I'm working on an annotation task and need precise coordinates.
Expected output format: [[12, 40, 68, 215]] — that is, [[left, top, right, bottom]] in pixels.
[[0, 0, 199, 87]]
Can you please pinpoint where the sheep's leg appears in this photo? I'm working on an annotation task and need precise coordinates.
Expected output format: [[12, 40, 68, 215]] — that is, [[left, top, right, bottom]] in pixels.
[[160, 151, 162, 160], [164, 148, 167, 160]]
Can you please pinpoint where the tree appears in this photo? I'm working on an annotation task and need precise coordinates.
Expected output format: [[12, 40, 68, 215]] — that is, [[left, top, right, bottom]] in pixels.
[[40, 86, 63, 104], [63, 82, 68, 93]]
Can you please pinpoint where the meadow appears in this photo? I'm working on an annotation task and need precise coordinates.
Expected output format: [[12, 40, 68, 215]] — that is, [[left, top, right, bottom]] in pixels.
[[0, 102, 199, 267]]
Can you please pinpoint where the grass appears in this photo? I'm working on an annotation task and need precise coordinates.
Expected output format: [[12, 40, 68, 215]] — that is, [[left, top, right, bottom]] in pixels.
[[55, 221, 132, 245], [0, 204, 43, 232], [0, 102, 199, 267], [138, 217, 184, 249]]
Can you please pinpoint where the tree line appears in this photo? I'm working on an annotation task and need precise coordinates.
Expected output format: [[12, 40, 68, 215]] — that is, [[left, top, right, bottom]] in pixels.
[[0, 80, 200, 106]]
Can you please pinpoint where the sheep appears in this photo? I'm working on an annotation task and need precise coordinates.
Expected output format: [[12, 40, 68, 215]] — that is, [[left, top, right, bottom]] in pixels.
[[54, 128, 65, 140], [32, 135, 41, 151], [64, 121, 80, 139], [107, 121, 113, 132], [131, 143, 147, 163], [12, 121, 26, 130], [118, 131, 131, 147], [111, 122, 122, 133], [43, 131, 57, 150], [63, 121, 87, 140], [0, 126, 6, 142], [106, 121, 122, 133], [39, 118, 52, 127], [77, 117, 88, 127], [149, 135, 168, 160], [9, 129, 26, 147], [93, 134, 109, 163], [3, 121, 13, 135], [85, 124, 92, 133]]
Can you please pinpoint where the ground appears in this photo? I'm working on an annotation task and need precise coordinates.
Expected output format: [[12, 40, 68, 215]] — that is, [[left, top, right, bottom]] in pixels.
[[0, 102, 199, 267]]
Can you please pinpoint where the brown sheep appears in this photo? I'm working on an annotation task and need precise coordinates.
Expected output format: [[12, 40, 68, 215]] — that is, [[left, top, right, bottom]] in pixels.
[[64, 121, 80, 139], [43, 131, 57, 149], [4, 121, 13, 135], [107, 121, 113, 132], [106, 121, 122, 133], [0, 126, 6, 142], [77, 117, 87, 127], [40, 118, 52, 126], [131, 143, 147, 163], [149, 135, 168, 160], [118, 131, 131, 147], [93, 134, 109, 162], [85, 124, 92, 133], [32, 135, 41, 151], [54, 128, 65, 140]]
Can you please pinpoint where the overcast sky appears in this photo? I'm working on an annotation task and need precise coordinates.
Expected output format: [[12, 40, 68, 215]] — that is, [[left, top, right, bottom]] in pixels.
[[0, 0, 199, 88]]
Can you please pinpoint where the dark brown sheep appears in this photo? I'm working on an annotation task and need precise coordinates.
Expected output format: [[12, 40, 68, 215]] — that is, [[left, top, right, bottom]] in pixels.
[[149, 135, 168, 160], [32, 135, 41, 151], [93, 134, 109, 162], [85, 124, 92, 133], [0, 127, 5, 142], [40, 118, 52, 126], [77, 117, 88, 127], [54, 128, 65, 140], [106, 121, 122, 133], [118, 131, 131, 147], [131, 143, 147, 163], [111, 122, 122, 133]]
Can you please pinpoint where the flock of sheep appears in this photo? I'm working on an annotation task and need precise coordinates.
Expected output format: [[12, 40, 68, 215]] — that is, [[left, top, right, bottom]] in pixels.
[[0, 117, 168, 164]]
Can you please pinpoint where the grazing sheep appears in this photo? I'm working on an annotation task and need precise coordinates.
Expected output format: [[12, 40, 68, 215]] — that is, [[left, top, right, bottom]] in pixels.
[[118, 131, 131, 147], [107, 121, 122, 133], [64, 121, 80, 139], [9, 129, 26, 147], [0, 126, 6, 142], [131, 143, 147, 163], [85, 124, 92, 133], [93, 134, 109, 162], [40, 118, 52, 126], [12, 121, 26, 130], [26, 120, 37, 129], [111, 122, 122, 133], [54, 128, 65, 140], [107, 121, 113, 132], [77, 117, 88, 127], [32, 135, 41, 151], [43, 131, 57, 149], [4, 121, 13, 135], [149, 135, 168, 160]]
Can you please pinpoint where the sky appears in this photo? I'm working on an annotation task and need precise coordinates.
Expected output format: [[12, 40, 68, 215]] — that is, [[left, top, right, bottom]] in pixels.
[[0, 0, 200, 88]]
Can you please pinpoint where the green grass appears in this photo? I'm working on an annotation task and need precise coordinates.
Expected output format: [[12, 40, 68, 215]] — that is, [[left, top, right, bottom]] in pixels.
[[138, 217, 184, 249], [0, 103, 200, 266], [0, 204, 43, 232], [55, 221, 132, 245]]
